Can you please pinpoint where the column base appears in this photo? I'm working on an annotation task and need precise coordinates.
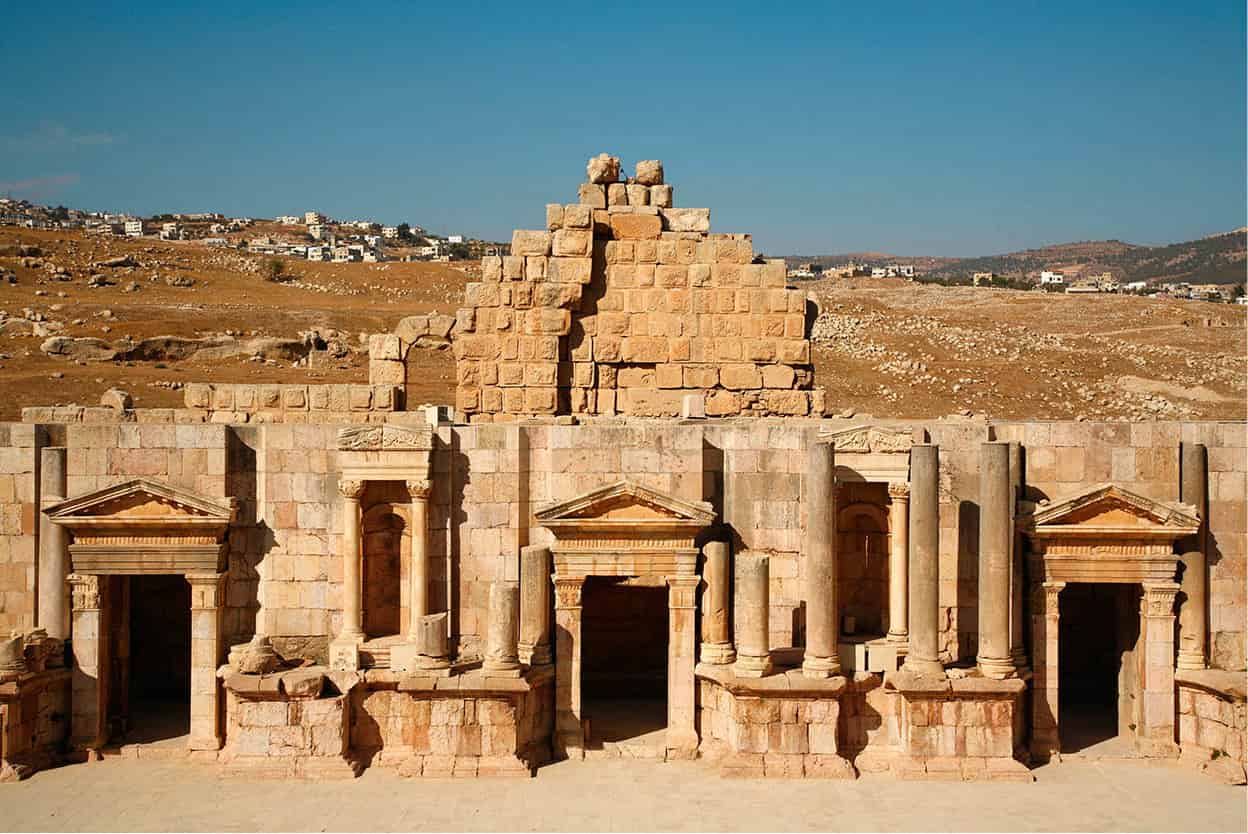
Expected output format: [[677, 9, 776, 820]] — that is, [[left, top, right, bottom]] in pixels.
[[886, 630, 909, 645], [482, 659, 523, 678], [700, 642, 736, 665], [1176, 650, 1206, 671], [801, 655, 841, 679], [329, 636, 363, 672], [1010, 647, 1030, 676], [901, 656, 946, 677], [519, 641, 552, 667], [734, 654, 773, 678], [976, 655, 1017, 679]]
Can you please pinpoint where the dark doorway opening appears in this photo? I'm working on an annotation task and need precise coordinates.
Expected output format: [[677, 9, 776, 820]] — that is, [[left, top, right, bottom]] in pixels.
[[1059, 582, 1142, 755], [125, 574, 192, 746], [580, 576, 668, 752]]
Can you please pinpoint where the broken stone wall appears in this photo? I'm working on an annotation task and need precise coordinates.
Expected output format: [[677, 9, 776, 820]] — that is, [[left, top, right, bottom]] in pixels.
[[454, 155, 814, 421]]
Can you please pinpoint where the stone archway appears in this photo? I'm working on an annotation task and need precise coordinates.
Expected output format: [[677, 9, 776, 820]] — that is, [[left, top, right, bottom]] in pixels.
[[535, 481, 714, 761], [45, 480, 236, 756], [1021, 483, 1199, 760]]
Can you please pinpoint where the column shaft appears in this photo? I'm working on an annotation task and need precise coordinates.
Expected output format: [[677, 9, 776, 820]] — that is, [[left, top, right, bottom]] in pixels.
[[1008, 442, 1028, 673], [734, 553, 772, 678], [1177, 443, 1207, 670], [886, 483, 910, 643], [902, 443, 944, 677], [407, 479, 432, 638], [519, 545, 552, 666], [666, 575, 700, 758], [68, 574, 107, 756], [1139, 583, 1180, 755], [700, 540, 735, 664], [38, 447, 69, 640], [803, 442, 840, 677], [483, 580, 521, 676], [1030, 581, 1064, 760], [338, 481, 364, 639], [977, 442, 1014, 678]]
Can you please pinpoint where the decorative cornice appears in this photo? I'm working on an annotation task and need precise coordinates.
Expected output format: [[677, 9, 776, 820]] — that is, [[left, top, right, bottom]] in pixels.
[[1022, 483, 1199, 535], [535, 479, 715, 528], [337, 423, 433, 452], [47, 479, 236, 525]]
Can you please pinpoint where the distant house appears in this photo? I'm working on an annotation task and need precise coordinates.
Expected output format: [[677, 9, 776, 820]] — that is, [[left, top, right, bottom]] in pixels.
[[893, 264, 915, 277], [308, 223, 327, 241], [307, 246, 327, 262], [276, 215, 301, 225], [159, 222, 183, 241], [382, 226, 399, 239], [447, 234, 464, 244], [1123, 281, 1148, 293], [972, 272, 995, 286], [202, 237, 229, 247], [124, 219, 145, 237], [1039, 271, 1065, 286], [1064, 283, 1101, 294], [305, 211, 326, 225]]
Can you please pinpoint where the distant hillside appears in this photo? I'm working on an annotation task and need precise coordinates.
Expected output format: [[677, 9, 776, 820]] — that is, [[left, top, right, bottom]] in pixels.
[[782, 229, 1246, 285]]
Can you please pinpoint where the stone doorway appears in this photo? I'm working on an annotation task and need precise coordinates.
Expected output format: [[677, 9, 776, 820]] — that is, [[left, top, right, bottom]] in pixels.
[[581, 577, 668, 757], [1058, 583, 1142, 756], [118, 575, 192, 747]]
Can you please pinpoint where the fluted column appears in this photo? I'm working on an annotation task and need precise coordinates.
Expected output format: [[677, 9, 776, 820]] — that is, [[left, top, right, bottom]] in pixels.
[[483, 581, 522, 677], [902, 443, 944, 677], [553, 576, 585, 758], [38, 447, 69, 640], [1008, 441, 1028, 674], [803, 441, 840, 678], [886, 482, 910, 644], [978, 442, 1014, 678], [406, 478, 432, 636], [519, 545, 552, 666], [700, 540, 735, 664], [734, 553, 772, 678], [1177, 442, 1208, 671]]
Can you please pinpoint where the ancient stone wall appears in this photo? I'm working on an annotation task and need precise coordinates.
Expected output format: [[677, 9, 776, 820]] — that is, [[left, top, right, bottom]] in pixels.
[[0, 425, 37, 634], [454, 155, 814, 421]]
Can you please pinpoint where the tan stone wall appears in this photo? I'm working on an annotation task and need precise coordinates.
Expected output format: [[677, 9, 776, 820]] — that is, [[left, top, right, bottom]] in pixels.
[[0, 425, 37, 634], [1179, 683, 1246, 770]]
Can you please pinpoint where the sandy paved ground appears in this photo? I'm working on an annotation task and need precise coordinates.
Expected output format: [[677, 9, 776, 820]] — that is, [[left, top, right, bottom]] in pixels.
[[3, 757, 1244, 832]]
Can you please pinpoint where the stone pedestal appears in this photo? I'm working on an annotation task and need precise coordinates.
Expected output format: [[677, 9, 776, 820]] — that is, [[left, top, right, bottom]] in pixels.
[[735, 553, 772, 678], [977, 443, 1014, 679], [519, 545, 552, 667], [391, 613, 451, 675], [902, 444, 944, 678], [803, 442, 840, 679], [700, 540, 735, 664]]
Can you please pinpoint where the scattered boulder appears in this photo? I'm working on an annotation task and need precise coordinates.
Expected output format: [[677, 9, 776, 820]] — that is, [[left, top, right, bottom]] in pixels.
[[100, 388, 133, 411], [40, 336, 117, 362], [95, 255, 137, 268], [165, 274, 195, 287], [123, 281, 141, 293]]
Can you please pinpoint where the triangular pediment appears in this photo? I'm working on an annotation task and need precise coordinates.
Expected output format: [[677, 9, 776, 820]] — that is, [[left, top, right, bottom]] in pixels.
[[1026, 484, 1198, 532], [47, 479, 236, 523], [535, 480, 714, 525], [819, 424, 914, 454]]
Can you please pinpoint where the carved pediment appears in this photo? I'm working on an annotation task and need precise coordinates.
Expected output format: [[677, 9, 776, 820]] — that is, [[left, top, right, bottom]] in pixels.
[[535, 480, 714, 527], [47, 479, 236, 526], [337, 423, 433, 451], [819, 424, 913, 454], [1025, 484, 1199, 535]]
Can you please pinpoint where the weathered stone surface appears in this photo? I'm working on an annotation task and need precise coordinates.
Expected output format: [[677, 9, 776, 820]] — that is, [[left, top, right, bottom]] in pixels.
[[661, 208, 711, 233], [635, 160, 664, 186], [609, 214, 662, 241], [586, 153, 621, 184]]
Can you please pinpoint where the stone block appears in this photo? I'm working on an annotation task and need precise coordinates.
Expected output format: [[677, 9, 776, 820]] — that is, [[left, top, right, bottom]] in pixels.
[[720, 363, 761, 390], [511, 230, 551, 256], [369, 333, 402, 361], [607, 183, 628, 206], [706, 390, 741, 416], [545, 203, 563, 231], [626, 184, 650, 206], [650, 184, 673, 208], [577, 183, 606, 208], [610, 213, 663, 241], [635, 159, 664, 185], [502, 256, 525, 280], [549, 257, 593, 285], [662, 207, 711, 233], [563, 204, 592, 229], [587, 153, 620, 184], [552, 229, 592, 257], [369, 359, 406, 387]]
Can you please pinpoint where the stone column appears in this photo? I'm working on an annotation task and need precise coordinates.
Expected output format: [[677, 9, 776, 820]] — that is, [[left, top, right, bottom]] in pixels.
[[406, 479, 432, 633], [700, 540, 735, 664], [902, 444, 944, 677], [1139, 582, 1180, 755], [519, 545, 552, 666], [68, 573, 108, 757], [666, 575, 700, 759], [330, 479, 365, 672], [483, 581, 522, 677], [186, 572, 227, 751], [977, 442, 1014, 679], [1177, 442, 1208, 671], [38, 447, 69, 641], [1007, 442, 1028, 674], [553, 575, 585, 758], [1031, 580, 1064, 760], [734, 553, 772, 678], [886, 482, 910, 644], [803, 441, 840, 678]]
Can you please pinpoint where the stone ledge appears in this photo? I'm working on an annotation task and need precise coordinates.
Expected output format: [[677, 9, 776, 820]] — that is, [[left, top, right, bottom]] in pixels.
[[893, 755, 1034, 782], [696, 662, 847, 697], [1176, 668, 1247, 701], [885, 670, 1027, 699]]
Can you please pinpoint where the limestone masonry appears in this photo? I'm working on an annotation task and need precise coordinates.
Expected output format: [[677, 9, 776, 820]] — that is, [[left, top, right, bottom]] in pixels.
[[0, 155, 1244, 789]]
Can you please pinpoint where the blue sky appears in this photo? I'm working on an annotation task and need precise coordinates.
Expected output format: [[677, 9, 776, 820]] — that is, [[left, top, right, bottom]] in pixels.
[[2, 1, 1244, 255]]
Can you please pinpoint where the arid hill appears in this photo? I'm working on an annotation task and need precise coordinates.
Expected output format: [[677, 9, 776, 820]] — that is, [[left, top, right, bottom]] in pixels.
[[0, 227, 1243, 422]]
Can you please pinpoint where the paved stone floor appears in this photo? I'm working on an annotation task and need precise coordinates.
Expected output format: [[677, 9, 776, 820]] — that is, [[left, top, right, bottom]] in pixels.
[[3, 757, 1244, 832]]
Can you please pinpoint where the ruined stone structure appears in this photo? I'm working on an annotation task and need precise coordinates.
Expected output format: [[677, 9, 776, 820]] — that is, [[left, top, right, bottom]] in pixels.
[[0, 156, 1244, 787]]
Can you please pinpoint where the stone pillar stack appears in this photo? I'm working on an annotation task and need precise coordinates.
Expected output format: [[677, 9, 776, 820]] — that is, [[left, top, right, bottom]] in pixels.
[[666, 575, 701, 758], [187, 572, 227, 751], [483, 581, 522, 678], [803, 441, 840, 678], [700, 540, 735, 664], [68, 573, 107, 756], [1177, 442, 1208, 671], [1031, 581, 1064, 759], [553, 577, 585, 758], [734, 553, 772, 678], [519, 545, 552, 666], [886, 482, 910, 645], [37, 447, 68, 641], [1139, 583, 1181, 754], [977, 442, 1015, 679], [902, 444, 945, 677]]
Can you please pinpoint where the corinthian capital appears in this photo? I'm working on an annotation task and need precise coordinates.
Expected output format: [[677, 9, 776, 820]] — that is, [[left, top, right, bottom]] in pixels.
[[888, 482, 911, 500], [338, 479, 366, 500], [406, 479, 433, 500]]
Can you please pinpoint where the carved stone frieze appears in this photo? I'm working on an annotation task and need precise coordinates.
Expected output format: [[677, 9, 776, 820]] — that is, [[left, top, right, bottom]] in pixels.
[[337, 423, 433, 452], [820, 424, 913, 454]]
